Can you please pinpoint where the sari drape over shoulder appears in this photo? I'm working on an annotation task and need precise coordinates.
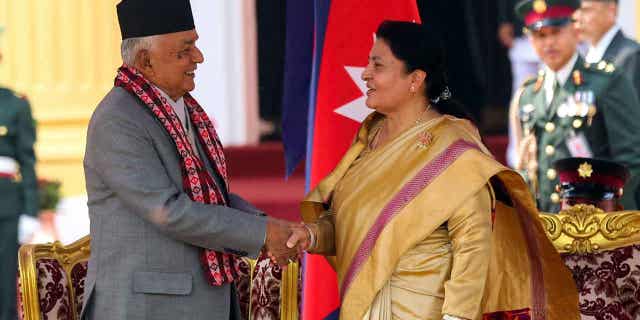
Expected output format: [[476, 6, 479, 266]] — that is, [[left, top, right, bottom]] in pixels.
[[302, 113, 579, 320]]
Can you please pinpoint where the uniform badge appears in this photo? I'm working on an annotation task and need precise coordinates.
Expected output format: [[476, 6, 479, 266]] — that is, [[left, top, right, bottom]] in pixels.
[[578, 162, 593, 178], [533, 0, 547, 13], [0, 126, 7, 136], [557, 104, 568, 118], [566, 133, 593, 158], [572, 70, 583, 86]]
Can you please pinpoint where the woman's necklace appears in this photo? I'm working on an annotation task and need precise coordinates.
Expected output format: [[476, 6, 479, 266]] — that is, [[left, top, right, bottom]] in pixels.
[[369, 104, 433, 151]]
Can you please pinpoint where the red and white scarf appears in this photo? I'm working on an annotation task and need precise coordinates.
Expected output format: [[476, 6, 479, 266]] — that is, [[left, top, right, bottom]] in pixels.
[[115, 65, 239, 286]]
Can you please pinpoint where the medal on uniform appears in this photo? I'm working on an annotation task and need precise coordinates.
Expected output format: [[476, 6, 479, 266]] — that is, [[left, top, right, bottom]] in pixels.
[[572, 70, 583, 86], [0, 126, 7, 136], [557, 103, 568, 118]]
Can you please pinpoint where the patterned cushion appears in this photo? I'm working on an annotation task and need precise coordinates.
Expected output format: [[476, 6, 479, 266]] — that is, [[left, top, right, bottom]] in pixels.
[[37, 258, 73, 320], [70, 261, 88, 317], [250, 250, 283, 320], [17, 272, 24, 320], [233, 249, 303, 320], [234, 258, 252, 320], [563, 245, 640, 320]]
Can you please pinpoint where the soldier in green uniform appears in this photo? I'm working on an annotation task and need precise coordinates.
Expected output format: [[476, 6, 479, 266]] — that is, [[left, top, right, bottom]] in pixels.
[[0, 30, 37, 320], [509, 0, 640, 213]]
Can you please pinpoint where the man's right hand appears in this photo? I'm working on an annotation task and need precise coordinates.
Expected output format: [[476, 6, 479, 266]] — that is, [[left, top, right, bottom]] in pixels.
[[264, 218, 298, 267]]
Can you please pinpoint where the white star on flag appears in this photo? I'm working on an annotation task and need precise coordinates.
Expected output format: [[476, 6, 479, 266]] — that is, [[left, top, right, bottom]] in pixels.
[[333, 66, 374, 123]]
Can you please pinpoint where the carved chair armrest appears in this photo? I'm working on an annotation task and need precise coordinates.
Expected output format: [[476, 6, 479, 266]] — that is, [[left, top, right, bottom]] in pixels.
[[539, 204, 640, 254]]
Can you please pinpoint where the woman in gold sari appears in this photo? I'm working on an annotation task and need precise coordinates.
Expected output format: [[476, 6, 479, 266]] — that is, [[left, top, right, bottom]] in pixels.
[[288, 21, 579, 320]]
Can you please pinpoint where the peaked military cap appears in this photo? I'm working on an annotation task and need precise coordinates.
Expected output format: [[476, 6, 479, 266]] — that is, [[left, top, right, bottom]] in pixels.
[[554, 157, 629, 201], [515, 0, 580, 31], [117, 0, 195, 40]]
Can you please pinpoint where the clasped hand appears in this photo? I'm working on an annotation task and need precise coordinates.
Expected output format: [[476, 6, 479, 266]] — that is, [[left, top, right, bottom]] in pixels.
[[264, 218, 312, 267]]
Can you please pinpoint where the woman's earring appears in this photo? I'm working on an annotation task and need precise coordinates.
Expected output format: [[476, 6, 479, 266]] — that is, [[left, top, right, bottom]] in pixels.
[[410, 85, 415, 93]]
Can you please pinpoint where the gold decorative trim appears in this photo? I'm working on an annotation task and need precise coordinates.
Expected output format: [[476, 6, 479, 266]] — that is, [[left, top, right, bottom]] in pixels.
[[539, 204, 640, 254], [18, 235, 91, 320], [280, 261, 300, 320], [241, 257, 299, 320]]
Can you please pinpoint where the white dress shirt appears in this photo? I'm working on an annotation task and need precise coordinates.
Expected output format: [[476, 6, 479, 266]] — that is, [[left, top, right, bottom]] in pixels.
[[585, 25, 621, 64], [153, 85, 197, 148], [543, 53, 579, 105]]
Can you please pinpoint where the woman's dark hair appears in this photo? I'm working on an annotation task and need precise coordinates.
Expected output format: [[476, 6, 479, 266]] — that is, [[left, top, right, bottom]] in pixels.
[[375, 20, 474, 122]]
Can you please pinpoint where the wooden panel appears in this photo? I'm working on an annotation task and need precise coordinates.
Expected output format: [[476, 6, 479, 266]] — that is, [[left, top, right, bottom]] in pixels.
[[0, 0, 121, 195]]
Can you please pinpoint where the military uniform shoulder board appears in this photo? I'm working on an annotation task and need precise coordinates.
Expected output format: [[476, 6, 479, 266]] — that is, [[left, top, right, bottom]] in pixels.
[[520, 75, 541, 92], [521, 76, 537, 86]]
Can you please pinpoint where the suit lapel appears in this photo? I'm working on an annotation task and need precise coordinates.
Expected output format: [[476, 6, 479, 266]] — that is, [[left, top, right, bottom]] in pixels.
[[602, 30, 630, 66]]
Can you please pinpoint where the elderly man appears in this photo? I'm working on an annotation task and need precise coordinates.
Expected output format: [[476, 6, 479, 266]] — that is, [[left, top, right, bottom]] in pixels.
[[81, 1, 296, 319], [509, 0, 640, 212], [576, 0, 640, 98]]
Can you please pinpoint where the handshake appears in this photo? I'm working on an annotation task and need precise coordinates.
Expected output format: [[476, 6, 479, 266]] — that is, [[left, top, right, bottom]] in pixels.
[[264, 218, 314, 267]]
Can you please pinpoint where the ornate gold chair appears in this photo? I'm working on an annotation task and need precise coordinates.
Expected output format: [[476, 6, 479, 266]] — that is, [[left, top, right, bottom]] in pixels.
[[17, 236, 300, 320], [17, 235, 90, 320], [237, 252, 301, 320], [540, 205, 640, 320]]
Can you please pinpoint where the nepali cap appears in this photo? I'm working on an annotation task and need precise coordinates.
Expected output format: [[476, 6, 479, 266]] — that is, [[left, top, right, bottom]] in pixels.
[[117, 0, 195, 40], [515, 0, 579, 31], [554, 157, 629, 201]]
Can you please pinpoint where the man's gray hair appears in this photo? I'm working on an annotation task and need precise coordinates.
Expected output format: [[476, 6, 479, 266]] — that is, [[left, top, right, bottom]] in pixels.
[[120, 35, 156, 66]]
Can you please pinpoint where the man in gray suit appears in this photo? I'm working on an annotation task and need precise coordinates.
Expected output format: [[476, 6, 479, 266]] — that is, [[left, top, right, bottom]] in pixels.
[[81, 1, 298, 319], [577, 0, 640, 97]]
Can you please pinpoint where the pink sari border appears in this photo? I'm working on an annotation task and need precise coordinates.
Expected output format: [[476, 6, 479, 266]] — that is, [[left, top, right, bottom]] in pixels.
[[340, 139, 479, 300]]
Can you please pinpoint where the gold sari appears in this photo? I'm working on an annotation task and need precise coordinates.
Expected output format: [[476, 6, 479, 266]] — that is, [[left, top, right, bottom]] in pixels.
[[302, 113, 579, 320]]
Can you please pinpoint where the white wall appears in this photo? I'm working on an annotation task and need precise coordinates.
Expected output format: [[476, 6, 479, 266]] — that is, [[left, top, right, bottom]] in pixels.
[[190, 0, 259, 146], [618, 0, 637, 39]]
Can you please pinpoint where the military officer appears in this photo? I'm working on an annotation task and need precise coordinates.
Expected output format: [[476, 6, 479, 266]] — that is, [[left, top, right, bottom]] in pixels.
[[553, 157, 629, 212], [576, 0, 640, 101], [0, 36, 37, 319], [509, 0, 640, 213]]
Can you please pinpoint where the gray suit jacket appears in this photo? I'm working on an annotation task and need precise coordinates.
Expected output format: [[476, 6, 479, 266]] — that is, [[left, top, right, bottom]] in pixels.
[[81, 87, 267, 320], [603, 30, 640, 101]]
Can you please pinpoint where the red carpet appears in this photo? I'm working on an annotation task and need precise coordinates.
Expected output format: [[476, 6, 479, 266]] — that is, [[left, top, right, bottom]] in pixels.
[[226, 136, 508, 222], [226, 143, 305, 222]]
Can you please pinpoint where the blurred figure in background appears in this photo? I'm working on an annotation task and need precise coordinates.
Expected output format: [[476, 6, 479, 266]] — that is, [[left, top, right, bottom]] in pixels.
[[499, 0, 542, 167], [0, 27, 38, 320], [510, 0, 640, 212], [576, 0, 640, 98]]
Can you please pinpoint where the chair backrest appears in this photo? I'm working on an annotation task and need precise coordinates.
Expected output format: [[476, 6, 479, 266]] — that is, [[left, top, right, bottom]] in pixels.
[[18, 236, 300, 320], [17, 235, 90, 320], [539, 204, 640, 319], [238, 250, 300, 320]]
